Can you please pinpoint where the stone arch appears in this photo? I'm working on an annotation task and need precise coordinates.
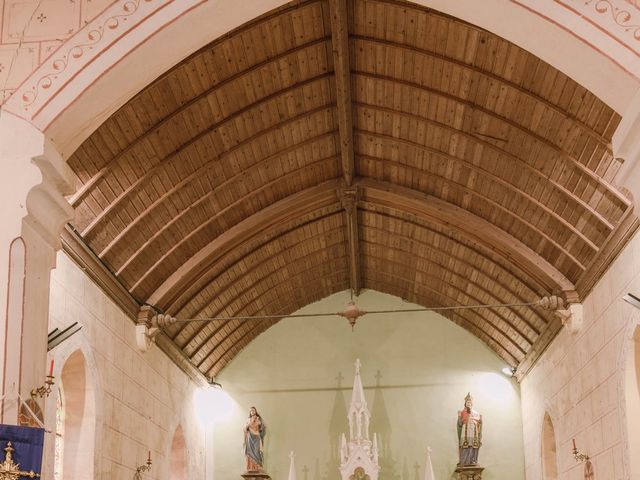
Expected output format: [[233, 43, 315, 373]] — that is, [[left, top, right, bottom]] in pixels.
[[44, 334, 102, 480], [169, 424, 188, 480], [0, 0, 633, 158], [58, 349, 96, 480], [541, 411, 559, 479]]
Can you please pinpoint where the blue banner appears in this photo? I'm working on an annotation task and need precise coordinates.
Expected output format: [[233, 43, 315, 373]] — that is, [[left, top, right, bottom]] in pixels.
[[0, 424, 44, 474]]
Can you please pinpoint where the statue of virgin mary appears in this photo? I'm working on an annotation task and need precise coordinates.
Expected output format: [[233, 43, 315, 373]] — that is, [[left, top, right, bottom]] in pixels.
[[244, 406, 267, 472]]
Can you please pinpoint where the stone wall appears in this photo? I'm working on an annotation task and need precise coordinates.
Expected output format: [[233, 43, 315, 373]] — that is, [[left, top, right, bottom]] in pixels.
[[214, 290, 525, 480], [44, 251, 206, 480], [521, 231, 640, 480]]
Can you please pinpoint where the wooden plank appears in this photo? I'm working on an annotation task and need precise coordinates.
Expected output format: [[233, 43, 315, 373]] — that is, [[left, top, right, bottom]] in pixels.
[[328, 0, 355, 185], [357, 177, 577, 294]]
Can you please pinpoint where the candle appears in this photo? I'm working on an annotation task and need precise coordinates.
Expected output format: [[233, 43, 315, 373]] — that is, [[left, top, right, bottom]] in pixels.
[[572, 438, 576, 450], [148, 450, 151, 462], [49, 359, 54, 376]]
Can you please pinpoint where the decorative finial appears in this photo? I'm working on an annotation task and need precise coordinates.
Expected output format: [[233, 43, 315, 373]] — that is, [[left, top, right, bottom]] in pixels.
[[355, 358, 361, 374], [290, 451, 295, 460]]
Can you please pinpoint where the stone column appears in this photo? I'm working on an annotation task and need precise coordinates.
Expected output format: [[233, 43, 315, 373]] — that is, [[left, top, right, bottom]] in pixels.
[[0, 110, 74, 424]]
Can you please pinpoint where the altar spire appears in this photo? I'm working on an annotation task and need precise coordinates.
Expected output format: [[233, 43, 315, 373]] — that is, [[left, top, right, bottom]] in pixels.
[[339, 359, 380, 480]]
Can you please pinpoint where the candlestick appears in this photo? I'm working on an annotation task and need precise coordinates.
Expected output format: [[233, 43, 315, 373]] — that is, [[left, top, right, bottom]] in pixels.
[[571, 439, 589, 462]]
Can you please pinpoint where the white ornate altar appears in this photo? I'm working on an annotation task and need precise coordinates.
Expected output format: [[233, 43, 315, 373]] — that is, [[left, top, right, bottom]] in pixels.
[[339, 359, 380, 480]]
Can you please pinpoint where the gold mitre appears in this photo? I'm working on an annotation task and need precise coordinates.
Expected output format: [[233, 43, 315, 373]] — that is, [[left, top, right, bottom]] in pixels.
[[464, 392, 473, 402]]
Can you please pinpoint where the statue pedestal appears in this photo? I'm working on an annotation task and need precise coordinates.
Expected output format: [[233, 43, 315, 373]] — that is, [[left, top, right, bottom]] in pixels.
[[242, 472, 271, 480], [454, 465, 484, 480]]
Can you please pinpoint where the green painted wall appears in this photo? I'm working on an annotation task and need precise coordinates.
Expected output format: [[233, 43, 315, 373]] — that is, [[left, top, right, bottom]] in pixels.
[[213, 290, 524, 480]]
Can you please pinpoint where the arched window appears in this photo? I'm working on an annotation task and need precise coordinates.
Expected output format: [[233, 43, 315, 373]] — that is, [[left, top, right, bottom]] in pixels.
[[54, 387, 65, 480], [170, 425, 188, 480], [541, 412, 558, 479], [58, 349, 96, 480]]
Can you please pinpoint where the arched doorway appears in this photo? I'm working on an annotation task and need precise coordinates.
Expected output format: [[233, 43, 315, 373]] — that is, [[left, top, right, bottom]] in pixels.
[[56, 349, 96, 480], [169, 425, 188, 480], [541, 412, 558, 479]]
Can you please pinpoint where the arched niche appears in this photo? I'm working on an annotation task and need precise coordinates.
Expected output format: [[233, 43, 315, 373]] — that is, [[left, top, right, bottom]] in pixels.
[[625, 324, 640, 479], [58, 349, 96, 480], [169, 425, 188, 480], [541, 412, 558, 479]]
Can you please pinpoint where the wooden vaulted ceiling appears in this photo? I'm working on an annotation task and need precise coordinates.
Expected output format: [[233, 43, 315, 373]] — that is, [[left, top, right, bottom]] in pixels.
[[65, 0, 637, 379]]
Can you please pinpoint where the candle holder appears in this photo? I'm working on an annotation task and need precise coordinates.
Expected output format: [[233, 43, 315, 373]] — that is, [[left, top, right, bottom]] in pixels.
[[572, 446, 589, 462], [135, 458, 152, 475], [30, 375, 55, 400]]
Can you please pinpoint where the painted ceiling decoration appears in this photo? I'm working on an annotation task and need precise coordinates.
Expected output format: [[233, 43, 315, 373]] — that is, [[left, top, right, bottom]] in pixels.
[[62, 0, 637, 381]]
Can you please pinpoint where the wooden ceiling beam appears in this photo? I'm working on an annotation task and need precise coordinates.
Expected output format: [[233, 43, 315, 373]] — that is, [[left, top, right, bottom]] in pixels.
[[191, 264, 349, 366], [351, 70, 631, 208], [363, 256, 534, 349], [351, 34, 610, 146], [170, 210, 345, 330], [101, 130, 337, 261], [353, 99, 615, 234], [83, 95, 335, 240], [329, 0, 361, 296], [339, 185, 361, 295], [356, 178, 577, 295], [360, 221, 549, 329], [328, 0, 355, 186], [126, 154, 340, 291], [146, 179, 342, 308], [361, 240, 541, 339], [181, 245, 348, 355], [70, 37, 332, 206], [356, 150, 591, 272]]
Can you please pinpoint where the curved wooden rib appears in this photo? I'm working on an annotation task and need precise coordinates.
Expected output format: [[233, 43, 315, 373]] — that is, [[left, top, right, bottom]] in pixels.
[[361, 239, 540, 340], [351, 70, 630, 208], [170, 209, 345, 322], [357, 150, 589, 272], [363, 255, 532, 352], [147, 179, 342, 307], [191, 259, 350, 365], [351, 34, 611, 146], [81, 74, 334, 238], [127, 157, 339, 294], [193, 267, 349, 367], [360, 221, 548, 330], [354, 98, 614, 235], [70, 34, 332, 205], [179, 226, 347, 353], [147, 178, 575, 317], [101, 130, 337, 261], [356, 178, 576, 293]]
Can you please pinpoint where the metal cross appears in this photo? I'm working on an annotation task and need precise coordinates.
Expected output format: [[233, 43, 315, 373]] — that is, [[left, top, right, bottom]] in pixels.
[[0, 442, 40, 479]]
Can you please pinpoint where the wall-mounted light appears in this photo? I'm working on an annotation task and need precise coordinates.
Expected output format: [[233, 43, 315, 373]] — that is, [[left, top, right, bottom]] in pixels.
[[501, 366, 516, 377], [194, 377, 234, 424], [623, 293, 640, 309]]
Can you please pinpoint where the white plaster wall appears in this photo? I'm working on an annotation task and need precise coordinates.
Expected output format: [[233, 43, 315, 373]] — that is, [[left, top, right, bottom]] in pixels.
[[214, 290, 525, 480], [521, 231, 640, 480], [45, 251, 207, 480]]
